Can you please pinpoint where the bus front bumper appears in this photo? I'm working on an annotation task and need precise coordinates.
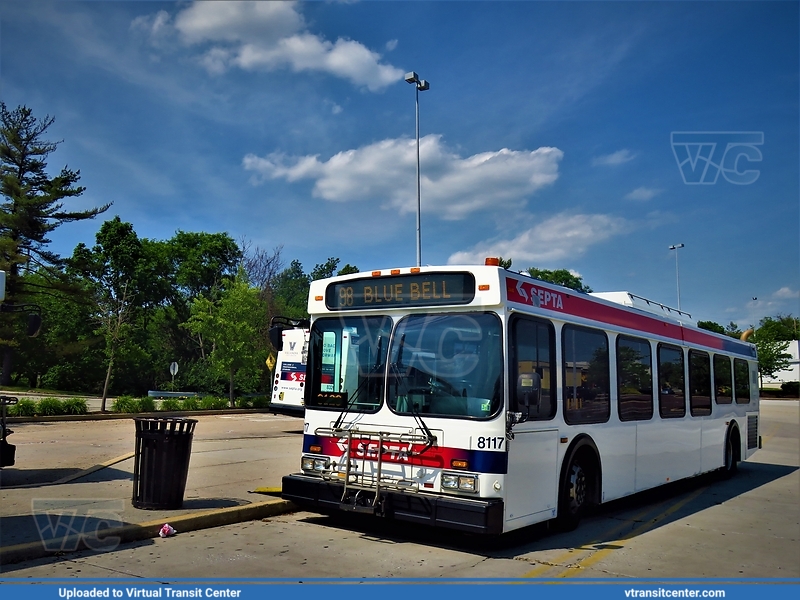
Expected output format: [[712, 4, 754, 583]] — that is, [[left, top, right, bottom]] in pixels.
[[282, 473, 504, 536]]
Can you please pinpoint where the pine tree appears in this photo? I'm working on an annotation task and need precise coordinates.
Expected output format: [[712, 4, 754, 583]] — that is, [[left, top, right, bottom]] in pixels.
[[0, 104, 110, 385]]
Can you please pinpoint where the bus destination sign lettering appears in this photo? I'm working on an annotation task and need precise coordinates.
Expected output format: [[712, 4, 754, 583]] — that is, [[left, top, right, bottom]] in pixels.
[[326, 272, 475, 310]]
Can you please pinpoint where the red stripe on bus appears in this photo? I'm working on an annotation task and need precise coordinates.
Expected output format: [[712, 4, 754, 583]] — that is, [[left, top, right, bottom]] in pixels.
[[505, 277, 752, 356]]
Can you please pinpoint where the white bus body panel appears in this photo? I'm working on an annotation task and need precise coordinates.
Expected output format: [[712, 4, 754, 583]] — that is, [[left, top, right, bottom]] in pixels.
[[504, 428, 559, 525]]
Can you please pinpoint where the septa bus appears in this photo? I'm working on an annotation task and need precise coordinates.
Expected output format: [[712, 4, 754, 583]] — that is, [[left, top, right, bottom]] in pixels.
[[277, 259, 760, 535], [269, 319, 310, 414]]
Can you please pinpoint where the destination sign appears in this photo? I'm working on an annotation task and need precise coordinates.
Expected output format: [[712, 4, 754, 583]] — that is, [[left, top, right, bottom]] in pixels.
[[325, 272, 475, 311]]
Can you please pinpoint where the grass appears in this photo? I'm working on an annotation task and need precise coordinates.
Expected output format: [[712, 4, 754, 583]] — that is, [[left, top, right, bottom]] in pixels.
[[2, 389, 273, 416]]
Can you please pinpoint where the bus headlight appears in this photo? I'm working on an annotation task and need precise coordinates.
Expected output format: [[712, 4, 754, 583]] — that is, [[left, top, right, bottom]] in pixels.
[[441, 472, 478, 493], [301, 455, 329, 474]]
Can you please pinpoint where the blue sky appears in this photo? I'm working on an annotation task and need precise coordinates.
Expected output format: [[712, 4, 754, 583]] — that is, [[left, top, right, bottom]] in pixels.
[[1, 1, 798, 329]]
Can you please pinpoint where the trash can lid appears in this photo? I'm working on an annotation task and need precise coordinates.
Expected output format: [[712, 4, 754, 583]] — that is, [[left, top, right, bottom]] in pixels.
[[134, 416, 198, 434]]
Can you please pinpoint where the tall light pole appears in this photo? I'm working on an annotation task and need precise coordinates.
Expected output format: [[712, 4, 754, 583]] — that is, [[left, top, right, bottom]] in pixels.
[[669, 243, 685, 311], [405, 71, 429, 267]]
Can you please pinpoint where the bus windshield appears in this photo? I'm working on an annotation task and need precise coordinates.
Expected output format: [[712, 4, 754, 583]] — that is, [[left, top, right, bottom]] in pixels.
[[306, 315, 392, 411], [387, 313, 503, 419]]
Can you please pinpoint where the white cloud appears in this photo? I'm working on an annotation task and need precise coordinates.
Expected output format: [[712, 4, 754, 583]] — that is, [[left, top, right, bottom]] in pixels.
[[243, 135, 563, 220], [773, 287, 800, 300], [624, 186, 662, 201], [131, 10, 172, 39], [447, 212, 630, 265], [386, 39, 398, 51], [137, 1, 403, 90], [592, 149, 637, 166]]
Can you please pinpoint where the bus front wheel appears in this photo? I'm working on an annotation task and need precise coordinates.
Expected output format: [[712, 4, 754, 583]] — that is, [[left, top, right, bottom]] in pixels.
[[556, 456, 588, 531]]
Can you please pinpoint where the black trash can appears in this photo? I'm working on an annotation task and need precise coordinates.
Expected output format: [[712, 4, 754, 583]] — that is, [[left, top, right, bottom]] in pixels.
[[132, 417, 197, 510]]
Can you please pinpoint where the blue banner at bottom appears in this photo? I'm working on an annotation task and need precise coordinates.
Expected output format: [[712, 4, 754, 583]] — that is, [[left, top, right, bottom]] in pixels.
[[0, 581, 798, 600]]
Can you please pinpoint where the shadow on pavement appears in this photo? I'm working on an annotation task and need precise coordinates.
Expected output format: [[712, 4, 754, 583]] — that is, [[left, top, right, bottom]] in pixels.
[[297, 461, 797, 556], [0, 466, 132, 488]]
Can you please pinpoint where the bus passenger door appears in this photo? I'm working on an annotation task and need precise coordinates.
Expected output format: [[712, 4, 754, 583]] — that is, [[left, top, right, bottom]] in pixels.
[[504, 428, 559, 526]]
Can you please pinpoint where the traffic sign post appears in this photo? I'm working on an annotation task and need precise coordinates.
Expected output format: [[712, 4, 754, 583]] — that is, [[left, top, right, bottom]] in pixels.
[[169, 362, 179, 390]]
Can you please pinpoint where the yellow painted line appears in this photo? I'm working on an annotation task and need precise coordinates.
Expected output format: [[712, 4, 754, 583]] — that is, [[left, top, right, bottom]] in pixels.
[[7, 452, 135, 489], [51, 451, 135, 485], [252, 487, 282, 495], [522, 499, 671, 578], [555, 485, 708, 578]]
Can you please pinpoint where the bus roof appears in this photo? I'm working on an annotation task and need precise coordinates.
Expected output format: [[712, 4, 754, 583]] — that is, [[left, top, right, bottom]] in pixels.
[[307, 263, 756, 359]]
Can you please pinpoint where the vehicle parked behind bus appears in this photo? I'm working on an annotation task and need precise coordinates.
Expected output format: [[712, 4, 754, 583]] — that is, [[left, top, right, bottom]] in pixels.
[[270, 326, 309, 414]]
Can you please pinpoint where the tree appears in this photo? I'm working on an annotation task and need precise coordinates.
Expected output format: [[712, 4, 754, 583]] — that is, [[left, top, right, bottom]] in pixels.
[[272, 258, 361, 320], [498, 257, 513, 269], [526, 267, 593, 293], [0, 104, 110, 384], [697, 320, 726, 335], [169, 231, 241, 302], [752, 326, 792, 388], [272, 259, 310, 319], [182, 270, 268, 406], [725, 321, 743, 339], [758, 315, 800, 341], [69, 217, 144, 410]]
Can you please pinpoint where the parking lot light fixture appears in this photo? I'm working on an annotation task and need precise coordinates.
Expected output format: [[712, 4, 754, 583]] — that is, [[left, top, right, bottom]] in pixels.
[[405, 72, 430, 267]]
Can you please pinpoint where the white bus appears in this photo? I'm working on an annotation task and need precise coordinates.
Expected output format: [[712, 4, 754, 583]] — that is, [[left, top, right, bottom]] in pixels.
[[270, 322, 309, 414], [280, 259, 760, 535]]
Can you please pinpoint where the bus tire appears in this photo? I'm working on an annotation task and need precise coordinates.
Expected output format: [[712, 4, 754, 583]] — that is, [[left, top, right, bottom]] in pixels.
[[722, 426, 740, 479], [556, 454, 589, 531]]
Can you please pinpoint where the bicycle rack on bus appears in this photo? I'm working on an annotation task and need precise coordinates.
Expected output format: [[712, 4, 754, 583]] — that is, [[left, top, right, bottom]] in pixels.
[[315, 427, 434, 515]]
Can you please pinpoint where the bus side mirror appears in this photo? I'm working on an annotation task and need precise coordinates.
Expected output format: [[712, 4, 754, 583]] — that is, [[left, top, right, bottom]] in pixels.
[[27, 313, 42, 338], [268, 326, 284, 351]]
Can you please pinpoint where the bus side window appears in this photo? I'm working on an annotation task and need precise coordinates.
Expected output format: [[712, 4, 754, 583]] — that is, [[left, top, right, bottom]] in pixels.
[[734, 358, 751, 404], [713, 355, 733, 404], [658, 344, 686, 418], [617, 335, 654, 421], [563, 324, 611, 425], [510, 316, 555, 420], [689, 350, 712, 417]]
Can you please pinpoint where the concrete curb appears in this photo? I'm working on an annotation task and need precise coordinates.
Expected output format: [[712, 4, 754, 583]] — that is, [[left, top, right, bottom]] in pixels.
[[6, 409, 274, 424], [0, 498, 296, 566]]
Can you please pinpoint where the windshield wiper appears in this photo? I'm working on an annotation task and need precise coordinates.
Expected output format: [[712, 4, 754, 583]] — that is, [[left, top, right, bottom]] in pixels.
[[386, 333, 436, 454], [409, 401, 436, 456]]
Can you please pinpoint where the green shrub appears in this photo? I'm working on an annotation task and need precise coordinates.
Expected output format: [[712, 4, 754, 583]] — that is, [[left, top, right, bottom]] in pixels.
[[37, 397, 64, 416], [61, 398, 88, 415], [200, 396, 228, 410], [781, 381, 799, 397], [235, 397, 253, 409], [251, 396, 270, 409], [160, 398, 182, 412], [180, 397, 199, 411], [112, 396, 140, 413], [7, 399, 35, 417], [138, 397, 156, 413]]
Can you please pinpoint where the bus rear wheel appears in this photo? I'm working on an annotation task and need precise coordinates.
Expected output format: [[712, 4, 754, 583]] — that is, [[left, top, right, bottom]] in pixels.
[[722, 429, 739, 479], [556, 456, 588, 531]]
